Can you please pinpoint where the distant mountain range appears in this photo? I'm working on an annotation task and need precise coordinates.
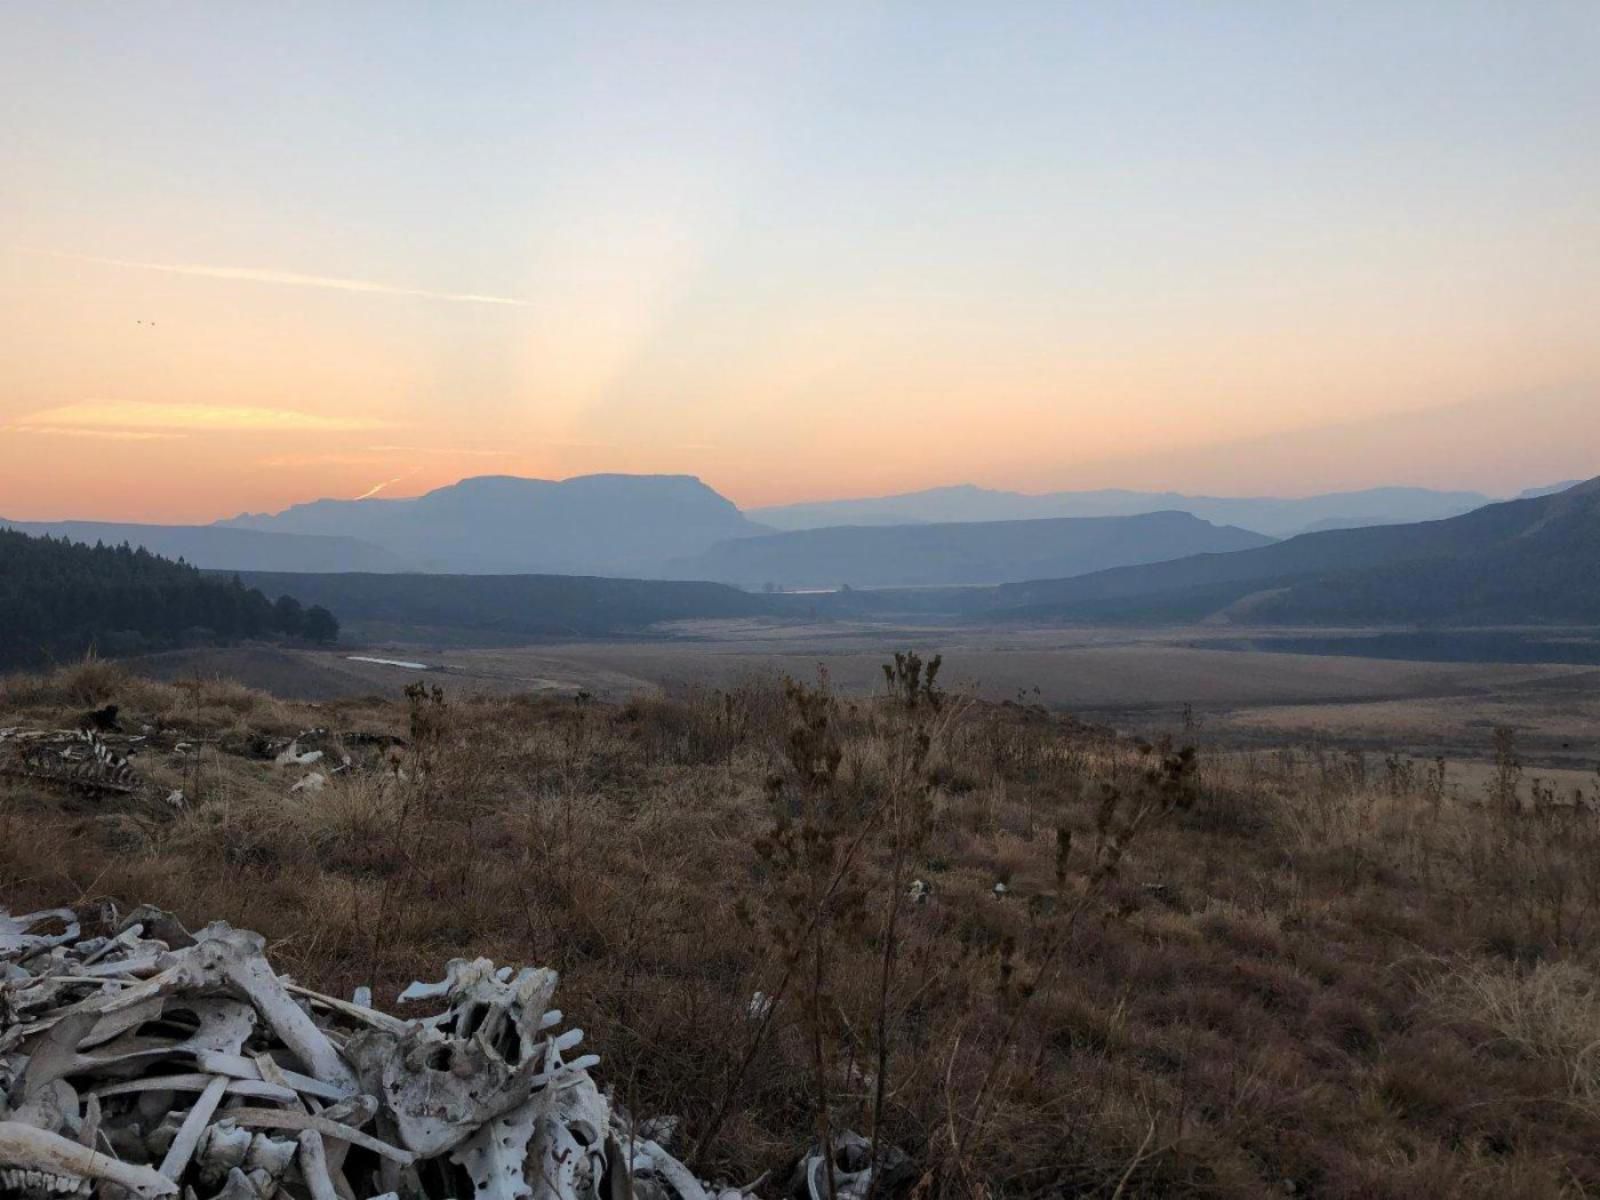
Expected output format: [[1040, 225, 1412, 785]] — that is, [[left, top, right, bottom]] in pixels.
[[184, 476, 1598, 648], [750, 484, 1495, 538], [980, 476, 1600, 625], [1516, 480, 1582, 500], [9, 475, 1580, 594], [667, 511, 1273, 588]]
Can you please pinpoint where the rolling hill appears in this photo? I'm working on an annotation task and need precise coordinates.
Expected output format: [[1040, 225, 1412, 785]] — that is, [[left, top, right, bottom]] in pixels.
[[666, 511, 1274, 588], [750, 483, 1492, 538], [230, 570, 772, 641], [989, 476, 1600, 625], [220, 474, 764, 575]]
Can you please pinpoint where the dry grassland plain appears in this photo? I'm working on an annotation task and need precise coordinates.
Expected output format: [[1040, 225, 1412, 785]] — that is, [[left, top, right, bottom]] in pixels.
[[3, 645, 1600, 1198], [126, 620, 1600, 768]]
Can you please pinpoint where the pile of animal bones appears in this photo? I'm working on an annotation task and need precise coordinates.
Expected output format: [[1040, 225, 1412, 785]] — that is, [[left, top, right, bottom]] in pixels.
[[1, 906, 894, 1200], [0, 722, 401, 803]]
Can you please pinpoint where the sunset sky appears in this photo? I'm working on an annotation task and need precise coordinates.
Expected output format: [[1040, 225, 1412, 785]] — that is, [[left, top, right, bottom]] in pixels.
[[2, 2, 1597, 522]]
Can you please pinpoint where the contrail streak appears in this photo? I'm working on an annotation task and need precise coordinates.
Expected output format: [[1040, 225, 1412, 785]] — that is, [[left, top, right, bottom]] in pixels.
[[354, 476, 405, 500], [21, 249, 532, 306]]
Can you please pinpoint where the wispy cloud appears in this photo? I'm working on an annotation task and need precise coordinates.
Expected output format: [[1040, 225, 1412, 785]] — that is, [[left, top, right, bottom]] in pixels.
[[1, 424, 186, 441], [257, 452, 392, 468], [27, 249, 532, 307], [362, 444, 515, 457], [14, 401, 395, 435]]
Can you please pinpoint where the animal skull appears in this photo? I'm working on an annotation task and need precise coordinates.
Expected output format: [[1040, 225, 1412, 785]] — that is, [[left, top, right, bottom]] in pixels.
[[351, 959, 563, 1156]]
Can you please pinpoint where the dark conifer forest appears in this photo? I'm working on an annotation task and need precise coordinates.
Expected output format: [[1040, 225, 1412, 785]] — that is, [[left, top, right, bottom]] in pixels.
[[0, 528, 336, 668]]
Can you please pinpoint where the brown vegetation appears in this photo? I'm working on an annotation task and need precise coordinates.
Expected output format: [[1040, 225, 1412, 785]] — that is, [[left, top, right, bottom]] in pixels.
[[3, 657, 1600, 1197]]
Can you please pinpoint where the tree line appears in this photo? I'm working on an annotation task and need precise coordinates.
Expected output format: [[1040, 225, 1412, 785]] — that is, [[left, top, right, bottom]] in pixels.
[[0, 529, 338, 668]]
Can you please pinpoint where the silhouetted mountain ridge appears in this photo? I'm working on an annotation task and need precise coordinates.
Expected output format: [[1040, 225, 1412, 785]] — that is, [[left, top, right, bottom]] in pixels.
[[221, 474, 764, 575], [751, 483, 1493, 537], [991, 477, 1600, 624], [0, 519, 409, 573], [667, 510, 1274, 588]]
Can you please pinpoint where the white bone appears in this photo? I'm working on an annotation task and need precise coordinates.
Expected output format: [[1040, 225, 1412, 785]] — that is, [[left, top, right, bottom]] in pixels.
[[296, 1130, 341, 1200], [192, 1052, 353, 1102], [0, 911, 79, 959], [2, 911, 773, 1200], [274, 743, 323, 768], [159, 1075, 229, 1180], [181, 924, 358, 1092], [356, 962, 561, 1156], [284, 984, 412, 1035], [220, 1110, 413, 1165], [92, 1075, 298, 1104], [0, 1120, 178, 1197]]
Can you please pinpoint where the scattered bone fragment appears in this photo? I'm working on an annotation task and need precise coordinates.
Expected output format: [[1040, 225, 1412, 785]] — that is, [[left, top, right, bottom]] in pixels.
[[273, 742, 323, 769], [787, 1132, 911, 1200], [0, 732, 141, 795], [0, 911, 79, 958]]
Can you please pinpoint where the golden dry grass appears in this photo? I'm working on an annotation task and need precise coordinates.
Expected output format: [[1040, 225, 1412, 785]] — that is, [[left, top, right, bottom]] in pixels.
[[3, 659, 1600, 1198]]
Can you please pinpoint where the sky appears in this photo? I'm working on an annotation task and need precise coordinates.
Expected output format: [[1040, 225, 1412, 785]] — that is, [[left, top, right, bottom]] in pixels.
[[2, 2, 1597, 522]]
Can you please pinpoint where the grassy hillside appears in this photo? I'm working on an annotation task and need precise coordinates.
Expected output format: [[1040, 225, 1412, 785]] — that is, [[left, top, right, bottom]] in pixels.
[[1250, 478, 1600, 624], [0, 528, 336, 667], [993, 476, 1600, 625], [4, 659, 1600, 1196], [231, 569, 772, 640]]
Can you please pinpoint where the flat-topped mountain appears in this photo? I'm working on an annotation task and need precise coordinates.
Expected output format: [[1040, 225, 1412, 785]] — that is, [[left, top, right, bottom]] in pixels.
[[220, 473, 765, 575]]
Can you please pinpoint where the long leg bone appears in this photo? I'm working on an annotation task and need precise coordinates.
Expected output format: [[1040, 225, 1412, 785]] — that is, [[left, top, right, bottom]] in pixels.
[[192, 1053, 352, 1103], [295, 1131, 341, 1200], [218, 1111, 413, 1165], [157, 1075, 228, 1180], [179, 926, 358, 1093]]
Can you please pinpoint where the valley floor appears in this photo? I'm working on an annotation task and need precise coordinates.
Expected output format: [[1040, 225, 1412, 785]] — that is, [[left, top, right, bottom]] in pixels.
[[124, 620, 1600, 769]]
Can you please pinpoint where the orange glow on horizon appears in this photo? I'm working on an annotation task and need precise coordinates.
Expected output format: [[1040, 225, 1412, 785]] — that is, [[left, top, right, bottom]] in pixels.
[[2, 6, 1597, 523]]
